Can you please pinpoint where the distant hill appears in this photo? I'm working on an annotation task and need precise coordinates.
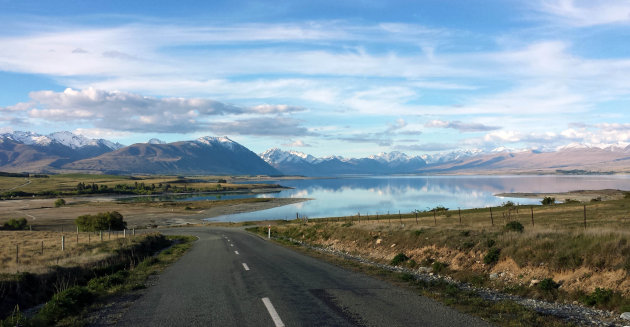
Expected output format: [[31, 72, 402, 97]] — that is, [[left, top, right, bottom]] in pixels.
[[260, 148, 427, 176], [64, 136, 281, 175]]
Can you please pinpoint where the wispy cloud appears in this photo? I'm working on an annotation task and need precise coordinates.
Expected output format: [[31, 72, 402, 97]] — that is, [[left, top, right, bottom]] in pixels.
[[425, 120, 499, 132], [535, 0, 630, 27]]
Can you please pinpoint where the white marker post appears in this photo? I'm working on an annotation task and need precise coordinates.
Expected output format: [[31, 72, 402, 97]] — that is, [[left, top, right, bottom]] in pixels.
[[268, 225, 271, 239]]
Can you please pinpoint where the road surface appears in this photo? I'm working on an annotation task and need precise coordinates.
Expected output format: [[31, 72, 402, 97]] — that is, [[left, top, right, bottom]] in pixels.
[[117, 227, 492, 327]]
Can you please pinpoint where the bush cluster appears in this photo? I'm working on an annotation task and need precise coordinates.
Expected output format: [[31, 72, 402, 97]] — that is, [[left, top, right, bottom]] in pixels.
[[75, 211, 127, 231], [1, 218, 28, 230]]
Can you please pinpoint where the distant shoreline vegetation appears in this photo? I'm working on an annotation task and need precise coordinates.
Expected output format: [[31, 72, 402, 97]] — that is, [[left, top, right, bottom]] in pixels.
[[0, 173, 283, 200], [555, 169, 615, 175]]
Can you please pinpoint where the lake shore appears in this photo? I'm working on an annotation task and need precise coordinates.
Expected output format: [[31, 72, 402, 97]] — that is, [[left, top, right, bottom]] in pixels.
[[0, 196, 310, 230], [496, 189, 628, 202]]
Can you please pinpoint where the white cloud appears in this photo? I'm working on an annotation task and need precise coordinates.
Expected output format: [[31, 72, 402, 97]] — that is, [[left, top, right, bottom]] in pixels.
[[537, 0, 630, 27], [4, 88, 305, 134]]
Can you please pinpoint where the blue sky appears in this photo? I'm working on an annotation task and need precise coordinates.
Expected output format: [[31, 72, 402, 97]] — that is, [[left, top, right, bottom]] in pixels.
[[1, 0, 630, 157]]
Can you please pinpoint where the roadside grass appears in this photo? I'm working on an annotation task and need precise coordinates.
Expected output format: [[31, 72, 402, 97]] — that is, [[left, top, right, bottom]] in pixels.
[[246, 197, 630, 314], [263, 235, 575, 327], [0, 230, 152, 274], [0, 235, 195, 327]]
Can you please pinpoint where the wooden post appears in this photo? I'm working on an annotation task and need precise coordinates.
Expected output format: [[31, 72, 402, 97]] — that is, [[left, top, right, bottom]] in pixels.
[[458, 208, 462, 224], [100, 230, 103, 241], [124, 229, 126, 238], [16, 244, 19, 265], [399, 210, 402, 224], [415, 211, 418, 224], [490, 207, 494, 226], [76, 233, 79, 244], [62, 235, 65, 251], [133, 228, 135, 236], [358, 212, 360, 223], [433, 210, 436, 225], [388, 211, 390, 224], [88, 233, 90, 244], [41, 241, 44, 255], [531, 206, 534, 227], [583, 205, 587, 230]]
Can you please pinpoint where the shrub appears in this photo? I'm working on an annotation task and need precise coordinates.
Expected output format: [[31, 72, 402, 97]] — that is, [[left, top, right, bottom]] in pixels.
[[541, 197, 556, 205], [390, 253, 410, 266], [1, 218, 28, 230], [414, 229, 424, 236], [54, 198, 66, 207], [538, 278, 560, 291], [486, 239, 496, 248], [432, 261, 448, 274], [581, 288, 613, 306], [504, 221, 524, 233], [484, 247, 501, 265], [37, 286, 94, 324], [430, 205, 449, 213], [590, 197, 602, 202]]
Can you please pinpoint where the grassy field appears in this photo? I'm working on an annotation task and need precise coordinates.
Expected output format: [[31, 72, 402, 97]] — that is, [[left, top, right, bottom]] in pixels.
[[0, 230, 156, 275], [248, 195, 630, 313]]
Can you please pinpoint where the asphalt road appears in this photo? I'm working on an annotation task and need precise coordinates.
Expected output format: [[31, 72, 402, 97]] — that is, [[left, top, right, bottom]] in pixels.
[[118, 227, 492, 327]]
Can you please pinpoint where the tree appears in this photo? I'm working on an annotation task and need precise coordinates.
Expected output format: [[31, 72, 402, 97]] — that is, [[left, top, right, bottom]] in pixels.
[[54, 198, 66, 207], [541, 197, 556, 205], [75, 211, 127, 231]]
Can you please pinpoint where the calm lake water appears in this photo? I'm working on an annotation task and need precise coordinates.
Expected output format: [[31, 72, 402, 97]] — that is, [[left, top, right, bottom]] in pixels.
[[193, 175, 630, 222]]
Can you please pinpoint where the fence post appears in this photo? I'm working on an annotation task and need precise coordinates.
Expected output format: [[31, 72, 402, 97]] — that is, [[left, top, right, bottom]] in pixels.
[[62, 235, 65, 251], [415, 211, 418, 224], [399, 210, 402, 224], [358, 212, 360, 223], [100, 230, 103, 241], [490, 207, 494, 226], [531, 206, 534, 227], [458, 208, 462, 224], [133, 228, 136, 236], [41, 241, 44, 255], [124, 229, 126, 238], [88, 233, 90, 244], [433, 210, 436, 225], [388, 211, 390, 224], [16, 244, 19, 265]]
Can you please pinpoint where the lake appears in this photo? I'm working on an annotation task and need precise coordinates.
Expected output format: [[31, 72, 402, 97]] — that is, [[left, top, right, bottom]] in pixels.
[[198, 175, 630, 222]]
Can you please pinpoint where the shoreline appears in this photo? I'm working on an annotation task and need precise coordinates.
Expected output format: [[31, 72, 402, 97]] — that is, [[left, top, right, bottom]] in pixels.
[[496, 189, 628, 202]]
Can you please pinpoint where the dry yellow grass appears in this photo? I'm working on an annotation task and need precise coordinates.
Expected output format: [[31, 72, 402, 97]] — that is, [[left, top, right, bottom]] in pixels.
[[259, 197, 630, 296], [0, 230, 150, 275]]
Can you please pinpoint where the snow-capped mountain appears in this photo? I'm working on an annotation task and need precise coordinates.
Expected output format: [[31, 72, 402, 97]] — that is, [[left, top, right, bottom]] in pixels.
[[421, 149, 483, 164], [260, 148, 427, 176], [0, 131, 125, 172], [1, 131, 123, 150], [66, 136, 280, 175]]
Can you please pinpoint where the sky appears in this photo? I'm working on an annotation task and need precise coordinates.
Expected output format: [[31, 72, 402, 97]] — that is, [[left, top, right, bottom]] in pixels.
[[1, 0, 630, 157]]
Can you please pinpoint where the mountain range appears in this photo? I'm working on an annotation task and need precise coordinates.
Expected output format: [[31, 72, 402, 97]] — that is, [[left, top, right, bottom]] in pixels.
[[1, 131, 630, 176]]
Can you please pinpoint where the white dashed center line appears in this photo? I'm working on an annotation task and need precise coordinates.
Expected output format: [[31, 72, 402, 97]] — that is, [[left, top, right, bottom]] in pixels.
[[242, 263, 250, 271], [234, 250, 239, 255], [262, 297, 285, 327]]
